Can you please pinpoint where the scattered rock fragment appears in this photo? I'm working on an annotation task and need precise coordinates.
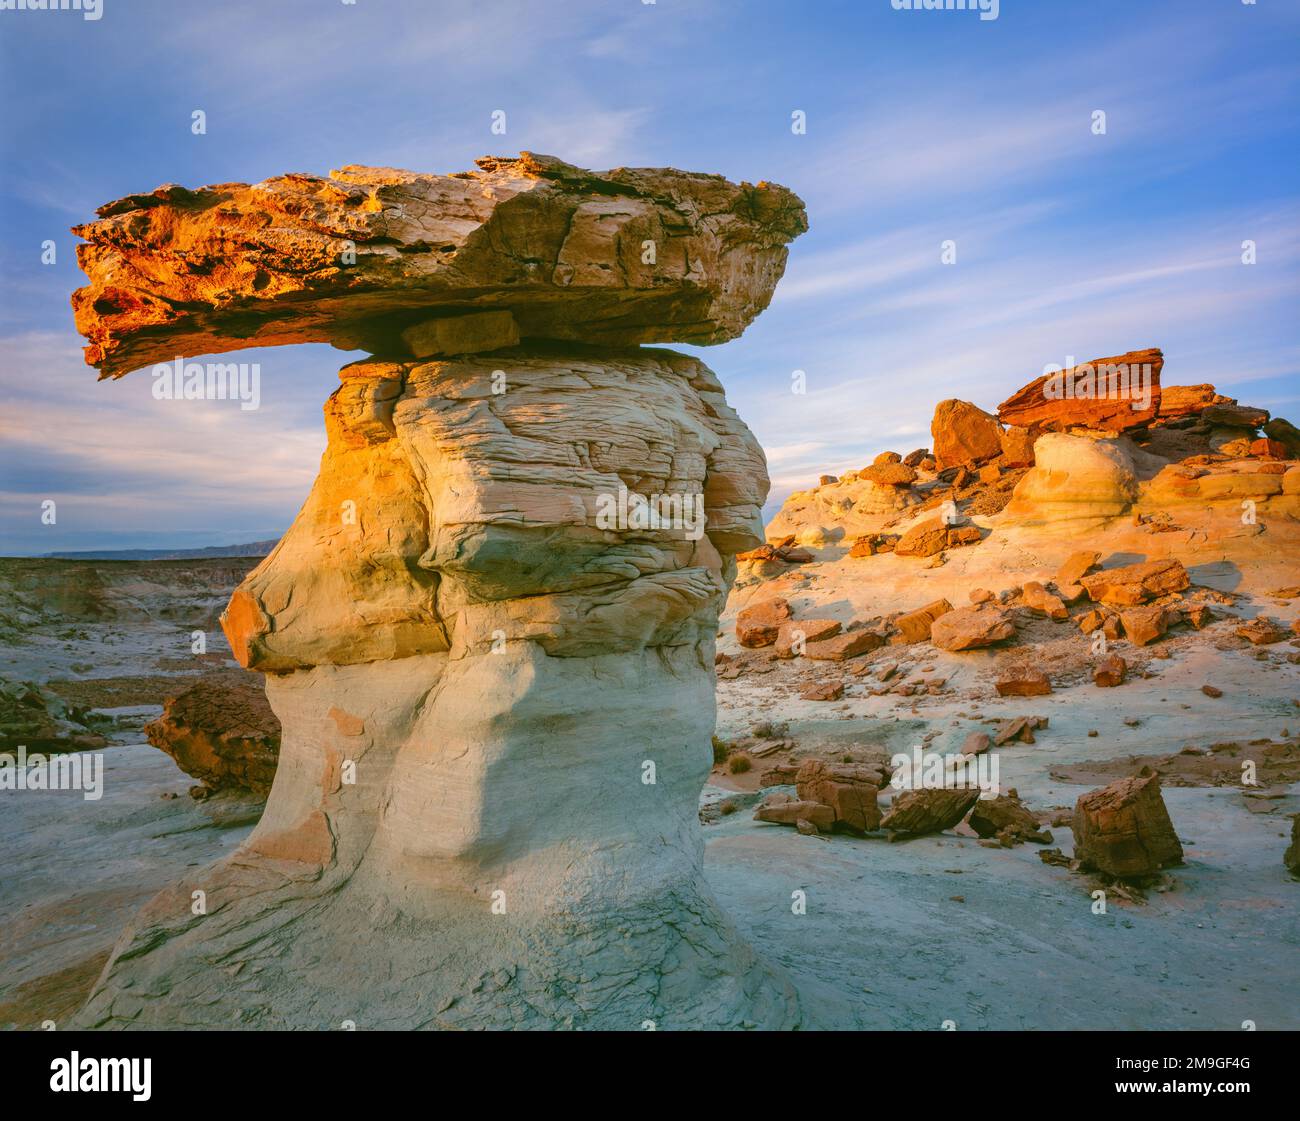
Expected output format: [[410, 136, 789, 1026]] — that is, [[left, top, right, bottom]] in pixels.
[[996, 667, 1052, 697], [880, 786, 981, 836], [930, 605, 1016, 651], [736, 598, 792, 648], [1072, 769, 1183, 878], [1093, 654, 1127, 687]]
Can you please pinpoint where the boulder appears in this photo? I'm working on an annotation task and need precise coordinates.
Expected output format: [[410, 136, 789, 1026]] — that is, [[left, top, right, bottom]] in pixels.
[[795, 760, 881, 833], [903, 448, 930, 467], [755, 797, 835, 831], [804, 629, 886, 661], [1263, 417, 1300, 458], [801, 681, 845, 702], [736, 598, 793, 648], [968, 793, 1049, 844], [930, 605, 1016, 651], [996, 348, 1162, 433], [1201, 403, 1268, 429], [894, 518, 949, 558], [931, 399, 1004, 469], [1119, 605, 1172, 646], [1002, 433, 1140, 524], [144, 675, 280, 793], [961, 732, 992, 756], [1093, 654, 1127, 687], [1236, 617, 1286, 646], [999, 426, 1036, 467], [1250, 438, 1288, 459], [1157, 384, 1229, 419], [859, 462, 918, 486], [1073, 770, 1183, 878], [1021, 581, 1068, 620], [774, 618, 841, 659], [891, 599, 953, 645], [995, 668, 1052, 696], [1080, 558, 1190, 607], [880, 787, 981, 836], [1056, 550, 1100, 588]]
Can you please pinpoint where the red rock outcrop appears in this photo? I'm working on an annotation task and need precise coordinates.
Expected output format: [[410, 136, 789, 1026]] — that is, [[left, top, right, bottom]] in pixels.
[[997, 348, 1162, 433]]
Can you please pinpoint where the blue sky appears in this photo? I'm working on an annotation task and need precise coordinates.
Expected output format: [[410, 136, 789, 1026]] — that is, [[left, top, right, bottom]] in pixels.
[[1, 0, 1297, 554]]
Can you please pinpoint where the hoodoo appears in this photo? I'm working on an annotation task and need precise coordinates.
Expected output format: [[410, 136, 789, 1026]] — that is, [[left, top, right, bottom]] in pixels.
[[69, 154, 808, 1029]]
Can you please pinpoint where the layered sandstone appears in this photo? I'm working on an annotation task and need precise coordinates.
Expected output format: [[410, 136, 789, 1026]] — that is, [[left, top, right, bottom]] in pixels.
[[72, 152, 807, 378], [69, 156, 807, 1030]]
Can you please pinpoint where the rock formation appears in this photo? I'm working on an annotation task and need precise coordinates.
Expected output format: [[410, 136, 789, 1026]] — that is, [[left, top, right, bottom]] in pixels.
[[997, 348, 1163, 433], [1073, 770, 1183, 879], [69, 155, 808, 1030], [144, 675, 280, 794], [72, 152, 806, 378]]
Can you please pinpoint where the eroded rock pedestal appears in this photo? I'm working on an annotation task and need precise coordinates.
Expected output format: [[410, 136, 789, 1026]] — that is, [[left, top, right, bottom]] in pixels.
[[70, 156, 807, 1030]]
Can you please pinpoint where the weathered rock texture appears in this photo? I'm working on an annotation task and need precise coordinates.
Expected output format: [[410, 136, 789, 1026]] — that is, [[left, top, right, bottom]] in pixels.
[[144, 674, 279, 793], [997, 349, 1163, 433], [72, 152, 807, 378], [1073, 770, 1183, 878], [70, 156, 807, 1030]]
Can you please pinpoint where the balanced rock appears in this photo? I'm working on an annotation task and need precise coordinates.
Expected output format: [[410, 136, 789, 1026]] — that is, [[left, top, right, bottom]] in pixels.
[[144, 674, 280, 794], [72, 153, 807, 378], [1073, 769, 1183, 878], [71, 156, 807, 1032]]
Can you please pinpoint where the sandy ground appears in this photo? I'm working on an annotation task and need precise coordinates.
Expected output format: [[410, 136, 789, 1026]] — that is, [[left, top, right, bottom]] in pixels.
[[1, 537, 1296, 1030]]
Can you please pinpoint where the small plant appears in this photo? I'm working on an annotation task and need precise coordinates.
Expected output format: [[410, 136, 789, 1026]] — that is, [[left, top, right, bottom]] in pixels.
[[711, 736, 732, 764], [720, 799, 738, 816], [728, 752, 752, 774]]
